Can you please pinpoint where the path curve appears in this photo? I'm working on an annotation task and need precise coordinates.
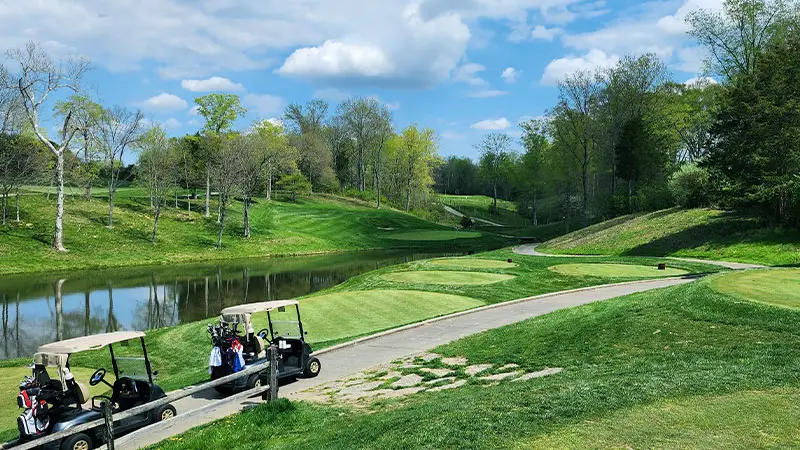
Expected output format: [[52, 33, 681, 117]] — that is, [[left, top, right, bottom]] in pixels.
[[513, 244, 766, 270], [115, 277, 693, 450], [442, 205, 505, 227]]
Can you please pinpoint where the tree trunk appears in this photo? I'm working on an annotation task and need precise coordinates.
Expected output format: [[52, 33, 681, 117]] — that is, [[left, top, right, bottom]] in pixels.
[[243, 197, 251, 238], [581, 163, 589, 215], [15, 186, 20, 222], [2, 191, 6, 225], [532, 192, 538, 226], [152, 204, 161, 243], [205, 171, 211, 218], [406, 180, 412, 212], [358, 146, 365, 191], [175, 192, 178, 208], [217, 197, 221, 224], [107, 188, 115, 228], [492, 182, 498, 214], [375, 172, 381, 209], [628, 180, 633, 214], [266, 169, 272, 201], [216, 200, 226, 248], [84, 291, 90, 336], [53, 152, 67, 252], [54, 279, 65, 341]]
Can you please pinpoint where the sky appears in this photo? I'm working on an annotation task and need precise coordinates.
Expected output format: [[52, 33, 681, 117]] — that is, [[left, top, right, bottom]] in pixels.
[[0, 0, 722, 161]]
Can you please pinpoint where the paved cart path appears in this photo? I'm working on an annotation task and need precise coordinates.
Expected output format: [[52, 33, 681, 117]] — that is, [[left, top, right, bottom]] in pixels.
[[116, 277, 694, 449], [442, 205, 505, 227], [513, 244, 767, 270]]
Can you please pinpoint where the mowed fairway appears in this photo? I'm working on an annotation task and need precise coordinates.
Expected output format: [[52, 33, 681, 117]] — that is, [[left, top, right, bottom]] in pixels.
[[384, 230, 482, 241], [381, 271, 516, 285], [709, 269, 800, 309], [549, 263, 689, 278], [428, 258, 518, 269]]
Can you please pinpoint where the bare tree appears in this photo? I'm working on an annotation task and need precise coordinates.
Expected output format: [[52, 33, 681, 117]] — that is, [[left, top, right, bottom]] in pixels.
[[0, 134, 47, 224], [210, 135, 243, 248], [338, 98, 377, 191], [477, 133, 513, 213], [138, 126, 175, 243], [368, 104, 394, 209], [98, 106, 145, 228], [0, 41, 90, 251], [56, 95, 103, 200], [237, 133, 267, 238], [251, 120, 297, 201]]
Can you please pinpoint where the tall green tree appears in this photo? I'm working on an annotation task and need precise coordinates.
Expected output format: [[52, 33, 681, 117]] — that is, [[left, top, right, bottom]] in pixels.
[[477, 133, 513, 214], [138, 126, 175, 243], [194, 93, 246, 217], [519, 119, 550, 225], [396, 125, 438, 212]]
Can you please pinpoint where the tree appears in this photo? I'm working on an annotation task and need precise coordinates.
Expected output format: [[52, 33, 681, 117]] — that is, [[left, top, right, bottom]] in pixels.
[[236, 133, 268, 238], [367, 103, 393, 209], [0, 133, 47, 224], [276, 173, 312, 202], [477, 133, 513, 213], [663, 80, 723, 162], [209, 134, 242, 248], [56, 95, 103, 200], [251, 120, 297, 201], [98, 106, 145, 228], [436, 156, 479, 195], [338, 97, 386, 192], [687, 0, 799, 79], [519, 119, 550, 225], [194, 93, 246, 217], [138, 126, 175, 243], [283, 101, 336, 193], [396, 125, 438, 212], [0, 41, 90, 251], [551, 71, 602, 214]]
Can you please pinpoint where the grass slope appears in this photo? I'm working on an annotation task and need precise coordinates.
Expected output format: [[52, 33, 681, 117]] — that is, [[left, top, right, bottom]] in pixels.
[[0, 191, 506, 275], [539, 207, 800, 266], [148, 272, 800, 449], [439, 194, 529, 227]]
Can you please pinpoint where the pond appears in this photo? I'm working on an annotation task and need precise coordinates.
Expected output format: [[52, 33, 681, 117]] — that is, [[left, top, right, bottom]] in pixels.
[[0, 249, 462, 360]]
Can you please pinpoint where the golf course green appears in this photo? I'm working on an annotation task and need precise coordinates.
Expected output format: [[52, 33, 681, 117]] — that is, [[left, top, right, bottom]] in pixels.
[[709, 269, 800, 309], [427, 258, 518, 269], [549, 263, 689, 278], [380, 271, 516, 285]]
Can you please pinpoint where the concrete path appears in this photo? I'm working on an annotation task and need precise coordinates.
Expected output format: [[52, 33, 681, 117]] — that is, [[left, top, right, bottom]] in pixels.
[[513, 244, 766, 270], [115, 277, 693, 449], [442, 205, 505, 227]]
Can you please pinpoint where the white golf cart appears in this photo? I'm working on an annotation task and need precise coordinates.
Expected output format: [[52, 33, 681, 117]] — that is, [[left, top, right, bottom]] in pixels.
[[15, 331, 175, 450], [208, 300, 320, 393]]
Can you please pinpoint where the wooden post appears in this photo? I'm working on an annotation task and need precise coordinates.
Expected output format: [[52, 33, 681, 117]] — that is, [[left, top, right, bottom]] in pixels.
[[101, 400, 115, 450], [262, 344, 279, 402]]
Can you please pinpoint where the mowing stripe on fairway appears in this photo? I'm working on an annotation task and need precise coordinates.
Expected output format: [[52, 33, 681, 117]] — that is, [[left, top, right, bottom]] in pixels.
[[381, 271, 517, 285]]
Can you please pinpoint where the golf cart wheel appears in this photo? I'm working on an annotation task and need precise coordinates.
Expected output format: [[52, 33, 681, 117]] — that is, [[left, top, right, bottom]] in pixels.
[[61, 433, 93, 450], [151, 404, 177, 423], [304, 357, 321, 378], [246, 373, 262, 389]]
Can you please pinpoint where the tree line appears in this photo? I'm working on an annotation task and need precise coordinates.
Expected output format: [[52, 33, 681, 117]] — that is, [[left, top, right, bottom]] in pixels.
[[0, 44, 440, 250], [437, 0, 800, 228]]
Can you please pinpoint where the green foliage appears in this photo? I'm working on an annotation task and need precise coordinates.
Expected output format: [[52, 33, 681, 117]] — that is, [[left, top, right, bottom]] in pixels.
[[194, 94, 246, 135], [275, 173, 312, 201], [459, 215, 474, 229], [669, 164, 711, 208]]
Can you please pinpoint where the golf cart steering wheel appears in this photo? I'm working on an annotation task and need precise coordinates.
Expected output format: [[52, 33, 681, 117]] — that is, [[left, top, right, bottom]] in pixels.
[[257, 328, 271, 343], [89, 368, 112, 388]]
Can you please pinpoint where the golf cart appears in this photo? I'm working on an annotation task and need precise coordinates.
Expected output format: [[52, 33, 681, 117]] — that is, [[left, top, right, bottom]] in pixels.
[[208, 300, 320, 393], [15, 331, 176, 450]]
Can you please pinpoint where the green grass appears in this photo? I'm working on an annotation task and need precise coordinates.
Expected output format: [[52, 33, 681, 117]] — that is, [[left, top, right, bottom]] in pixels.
[[384, 230, 482, 241], [427, 258, 518, 269], [439, 194, 530, 227], [709, 269, 800, 309], [0, 192, 506, 275], [538, 207, 800, 266], [380, 271, 517, 285], [146, 274, 800, 449], [549, 263, 689, 278]]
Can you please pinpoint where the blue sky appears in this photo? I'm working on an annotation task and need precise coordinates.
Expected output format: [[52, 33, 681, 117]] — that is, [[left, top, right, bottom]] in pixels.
[[1, 0, 720, 161]]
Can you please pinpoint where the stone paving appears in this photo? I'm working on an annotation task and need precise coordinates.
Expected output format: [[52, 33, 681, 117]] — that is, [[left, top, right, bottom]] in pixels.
[[292, 352, 563, 406]]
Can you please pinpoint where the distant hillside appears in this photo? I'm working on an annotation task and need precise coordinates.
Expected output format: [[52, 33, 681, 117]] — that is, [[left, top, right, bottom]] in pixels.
[[539, 208, 800, 266]]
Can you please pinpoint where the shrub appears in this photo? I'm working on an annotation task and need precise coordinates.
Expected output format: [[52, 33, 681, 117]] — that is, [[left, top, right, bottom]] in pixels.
[[669, 164, 712, 208], [460, 215, 475, 229]]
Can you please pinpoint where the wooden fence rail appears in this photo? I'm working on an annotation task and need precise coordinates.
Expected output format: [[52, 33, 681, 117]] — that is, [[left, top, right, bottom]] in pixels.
[[2, 346, 278, 450]]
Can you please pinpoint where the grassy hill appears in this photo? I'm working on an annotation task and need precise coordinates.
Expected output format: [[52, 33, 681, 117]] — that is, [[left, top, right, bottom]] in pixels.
[[438, 194, 530, 227], [147, 271, 800, 449], [538, 208, 800, 266], [0, 189, 508, 275]]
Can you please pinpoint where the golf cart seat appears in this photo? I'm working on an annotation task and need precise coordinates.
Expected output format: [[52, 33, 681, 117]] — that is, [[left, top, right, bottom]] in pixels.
[[254, 335, 266, 358], [75, 382, 90, 405]]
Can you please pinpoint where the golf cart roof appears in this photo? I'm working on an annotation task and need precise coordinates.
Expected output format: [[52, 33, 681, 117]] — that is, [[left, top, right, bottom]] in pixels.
[[221, 300, 299, 316], [37, 331, 146, 355]]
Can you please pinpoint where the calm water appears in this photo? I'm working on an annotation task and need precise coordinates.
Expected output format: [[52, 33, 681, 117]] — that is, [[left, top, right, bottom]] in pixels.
[[0, 250, 460, 360]]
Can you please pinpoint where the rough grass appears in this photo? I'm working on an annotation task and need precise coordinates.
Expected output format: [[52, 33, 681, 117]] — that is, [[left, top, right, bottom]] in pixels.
[[0, 191, 505, 275], [549, 263, 689, 278], [539, 207, 800, 266], [709, 269, 800, 309], [380, 271, 517, 285], [384, 230, 482, 241], [146, 276, 800, 449]]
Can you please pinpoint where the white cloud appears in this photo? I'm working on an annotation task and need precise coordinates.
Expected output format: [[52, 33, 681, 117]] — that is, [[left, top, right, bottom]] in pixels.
[[471, 118, 511, 130], [163, 117, 182, 128], [188, 105, 200, 116], [684, 76, 718, 87], [385, 102, 401, 111], [266, 117, 284, 127], [501, 67, 519, 84], [467, 89, 508, 98], [279, 40, 393, 79], [530, 25, 562, 41], [244, 93, 285, 118], [453, 62, 487, 86], [181, 77, 244, 92], [141, 93, 187, 112], [541, 49, 620, 86]]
